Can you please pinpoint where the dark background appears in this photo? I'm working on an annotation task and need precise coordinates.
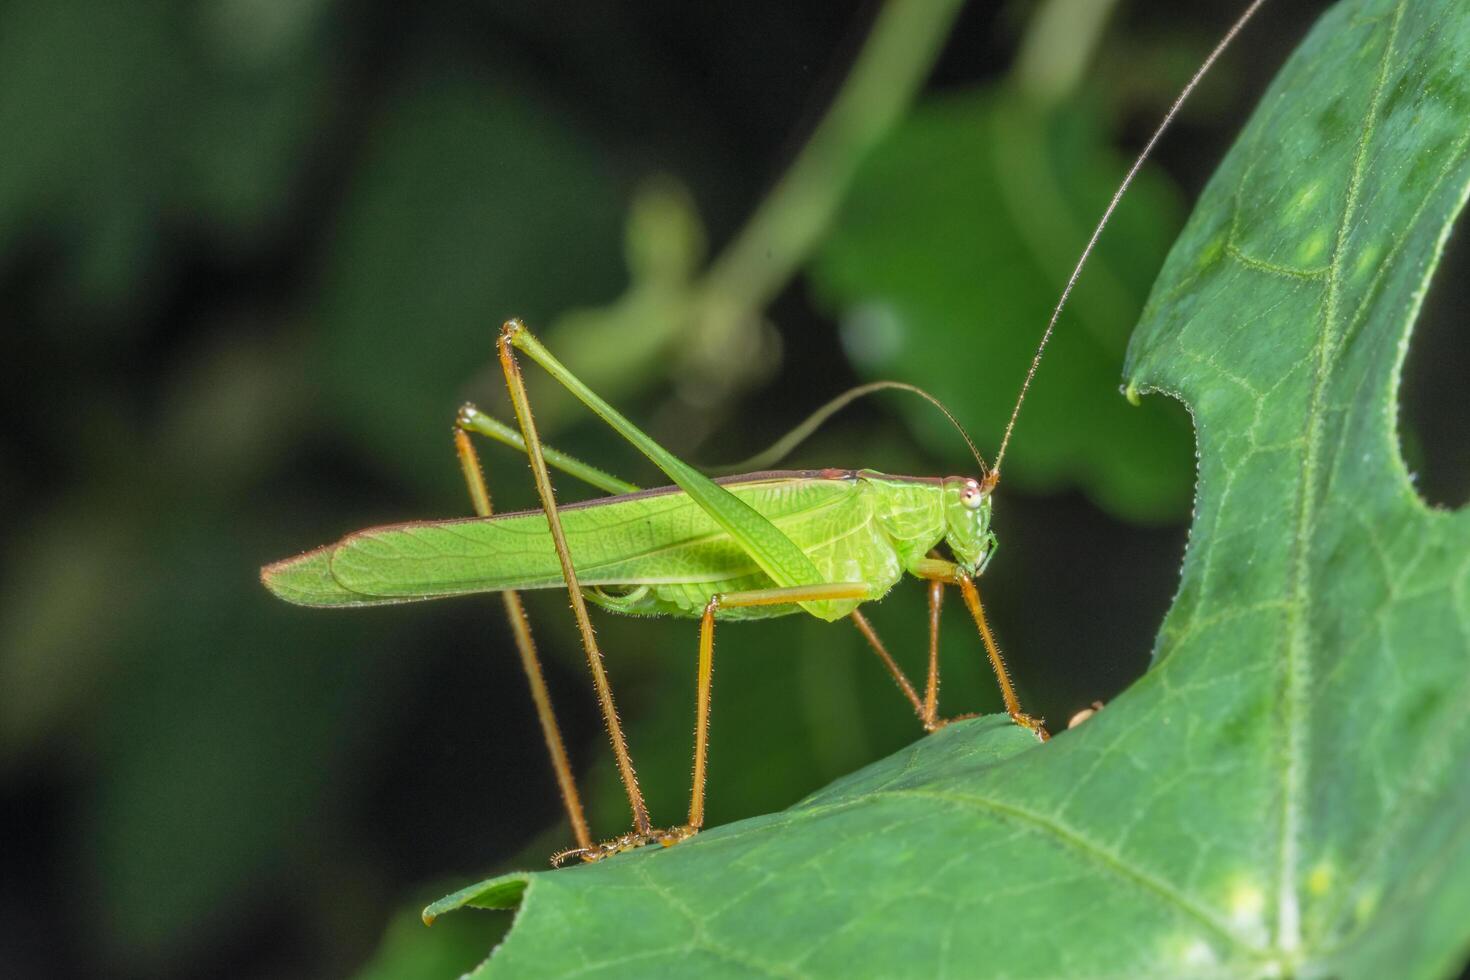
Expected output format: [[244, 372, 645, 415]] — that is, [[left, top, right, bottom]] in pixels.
[[1, 1, 1463, 977]]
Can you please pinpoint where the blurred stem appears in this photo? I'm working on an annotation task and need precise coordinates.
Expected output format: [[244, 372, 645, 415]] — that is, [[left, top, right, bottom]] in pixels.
[[1011, 0, 1121, 105], [698, 0, 966, 318], [548, 0, 964, 425]]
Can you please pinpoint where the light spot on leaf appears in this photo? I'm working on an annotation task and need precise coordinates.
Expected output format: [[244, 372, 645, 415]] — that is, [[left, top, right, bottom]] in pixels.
[[1290, 180, 1325, 213], [1298, 228, 1331, 265], [1197, 233, 1226, 270]]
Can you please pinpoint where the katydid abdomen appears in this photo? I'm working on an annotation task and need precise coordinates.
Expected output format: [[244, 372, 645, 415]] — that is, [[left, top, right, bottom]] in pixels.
[[263, 469, 974, 622]]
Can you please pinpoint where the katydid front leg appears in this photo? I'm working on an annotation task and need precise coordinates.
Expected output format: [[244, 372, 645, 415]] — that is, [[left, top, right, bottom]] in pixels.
[[909, 557, 1049, 741]]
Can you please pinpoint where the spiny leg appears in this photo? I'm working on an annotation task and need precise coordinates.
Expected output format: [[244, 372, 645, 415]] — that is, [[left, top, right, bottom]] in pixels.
[[846, 575, 949, 731], [910, 558, 1048, 741], [551, 582, 872, 866], [452, 426, 593, 856], [496, 326, 657, 841], [957, 577, 1048, 741], [923, 578, 944, 730], [848, 610, 926, 724], [689, 584, 873, 833]]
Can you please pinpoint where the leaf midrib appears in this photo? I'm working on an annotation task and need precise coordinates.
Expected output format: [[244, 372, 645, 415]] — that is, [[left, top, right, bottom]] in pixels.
[[1273, 0, 1406, 961], [1303, 34, 1470, 968]]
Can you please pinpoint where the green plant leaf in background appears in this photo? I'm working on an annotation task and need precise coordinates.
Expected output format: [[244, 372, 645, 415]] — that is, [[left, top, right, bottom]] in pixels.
[[425, 0, 1470, 975], [810, 90, 1191, 523], [0, 0, 332, 318], [315, 70, 624, 491]]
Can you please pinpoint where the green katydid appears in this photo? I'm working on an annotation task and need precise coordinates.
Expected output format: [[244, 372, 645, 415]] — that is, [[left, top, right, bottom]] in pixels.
[[262, 0, 1267, 865]]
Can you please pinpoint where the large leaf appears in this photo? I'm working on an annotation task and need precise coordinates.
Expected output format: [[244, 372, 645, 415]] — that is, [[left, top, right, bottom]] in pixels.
[[425, 1, 1470, 975]]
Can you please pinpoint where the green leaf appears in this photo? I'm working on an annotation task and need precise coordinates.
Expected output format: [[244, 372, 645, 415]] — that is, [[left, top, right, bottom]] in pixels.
[[426, 1, 1470, 975], [810, 90, 1191, 522], [0, 0, 332, 319], [357, 899, 509, 980]]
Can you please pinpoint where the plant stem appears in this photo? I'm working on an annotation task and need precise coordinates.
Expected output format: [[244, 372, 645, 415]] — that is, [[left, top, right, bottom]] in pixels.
[[700, 0, 967, 315], [1011, 0, 1122, 105]]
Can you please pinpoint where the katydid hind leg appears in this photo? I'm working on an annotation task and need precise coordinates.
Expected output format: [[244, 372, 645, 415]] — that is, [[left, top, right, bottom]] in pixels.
[[500, 320, 832, 615], [496, 328, 659, 842], [457, 402, 639, 496]]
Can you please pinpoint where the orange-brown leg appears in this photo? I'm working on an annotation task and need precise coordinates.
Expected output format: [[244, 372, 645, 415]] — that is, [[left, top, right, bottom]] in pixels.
[[547, 582, 872, 866], [848, 610, 926, 724], [497, 325, 657, 849], [686, 584, 872, 834], [956, 577, 1048, 741], [453, 427, 593, 856], [923, 578, 944, 729], [907, 558, 1048, 741], [846, 577, 948, 731]]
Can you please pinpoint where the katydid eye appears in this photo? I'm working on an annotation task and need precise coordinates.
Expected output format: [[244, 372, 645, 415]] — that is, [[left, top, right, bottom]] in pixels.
[[960, 481, 983, 509]]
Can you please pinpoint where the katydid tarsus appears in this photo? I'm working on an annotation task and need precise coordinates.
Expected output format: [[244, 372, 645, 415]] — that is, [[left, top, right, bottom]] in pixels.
[[261, 0, 1267, 865]]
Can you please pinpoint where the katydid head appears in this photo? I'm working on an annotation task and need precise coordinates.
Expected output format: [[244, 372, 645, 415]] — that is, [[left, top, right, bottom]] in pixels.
[[942, 476, 996, 577]]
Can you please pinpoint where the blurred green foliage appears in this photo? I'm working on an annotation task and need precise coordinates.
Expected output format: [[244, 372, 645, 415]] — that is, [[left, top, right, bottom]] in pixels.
[[6, 1, 1460, 978], [813, 92, 1191, 521], [316, 71, 625, 489]]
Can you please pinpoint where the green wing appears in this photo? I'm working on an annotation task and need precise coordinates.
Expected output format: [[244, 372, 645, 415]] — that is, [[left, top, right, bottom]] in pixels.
[[262, 475, 862, 608]]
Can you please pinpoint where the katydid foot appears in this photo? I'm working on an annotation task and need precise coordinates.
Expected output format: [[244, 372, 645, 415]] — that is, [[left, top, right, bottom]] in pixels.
[[1011, 711, 1050, 742], [926, 710, 1049, 742], [550, 825, 698, 867], [923, 711, 978, 733]]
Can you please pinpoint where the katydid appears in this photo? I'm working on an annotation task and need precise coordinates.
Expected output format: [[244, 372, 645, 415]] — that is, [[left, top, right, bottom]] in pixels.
[[262, 0, 1267, 864]]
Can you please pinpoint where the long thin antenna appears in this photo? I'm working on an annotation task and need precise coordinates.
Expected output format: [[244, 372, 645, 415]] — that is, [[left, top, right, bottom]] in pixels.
[[990, 0, 1269, 481], [709, 380, 991, 478]]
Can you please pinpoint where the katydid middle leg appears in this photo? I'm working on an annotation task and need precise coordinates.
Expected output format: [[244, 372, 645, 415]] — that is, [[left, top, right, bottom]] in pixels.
[[847, 578, 948, 731], [549, 580, 873, 866], [687, 583, 873, 831]]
